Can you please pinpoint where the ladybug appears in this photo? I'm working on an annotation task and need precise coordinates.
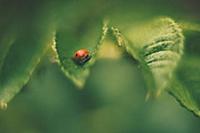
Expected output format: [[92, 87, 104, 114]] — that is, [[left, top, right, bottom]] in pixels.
[[73, 49, 91, 65]]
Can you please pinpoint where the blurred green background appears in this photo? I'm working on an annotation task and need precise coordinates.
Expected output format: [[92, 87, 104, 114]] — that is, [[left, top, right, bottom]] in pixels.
[[0, 0, 200, 133], [0, 58, 200, 133]]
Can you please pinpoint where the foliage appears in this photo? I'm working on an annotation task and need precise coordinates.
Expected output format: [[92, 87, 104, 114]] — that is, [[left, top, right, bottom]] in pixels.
[[0, 0, 200, 124]]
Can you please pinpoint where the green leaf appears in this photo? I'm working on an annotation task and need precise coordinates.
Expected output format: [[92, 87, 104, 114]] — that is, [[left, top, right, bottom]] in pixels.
[[0, 0, 59, 109], [55, 20, 108, 88], [168, 55, 200, 117], [167, 25, 200, 117], [111, 18, 200, 117], [0, 29, 16, 71], [0, 25, 54, 110], [111, 17, 184, 98]]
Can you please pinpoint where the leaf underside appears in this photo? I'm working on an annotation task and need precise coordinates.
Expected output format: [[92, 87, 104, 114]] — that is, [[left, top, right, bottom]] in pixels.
[[111, 17, 184, 98], [168, 55, 200, 117], [111, 17, 200, 117]]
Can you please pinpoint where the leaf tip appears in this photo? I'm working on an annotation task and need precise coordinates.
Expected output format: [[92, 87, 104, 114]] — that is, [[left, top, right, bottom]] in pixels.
[[0, 101, 7, 110], [74, 80, 85, 89], [69, 75, 87, 89]]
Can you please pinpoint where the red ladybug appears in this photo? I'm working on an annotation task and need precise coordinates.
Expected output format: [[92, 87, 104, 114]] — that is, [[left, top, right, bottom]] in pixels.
[[73, 49, 91, 65]]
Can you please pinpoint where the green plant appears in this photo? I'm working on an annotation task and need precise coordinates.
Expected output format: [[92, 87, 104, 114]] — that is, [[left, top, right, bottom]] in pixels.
[[0, 0, 200, 119]]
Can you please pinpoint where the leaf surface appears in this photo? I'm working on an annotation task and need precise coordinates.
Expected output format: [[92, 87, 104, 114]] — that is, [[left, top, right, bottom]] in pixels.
[[55, 20, 108, 88], [169, 55, 200, 117], [111, 17, 184, 97]]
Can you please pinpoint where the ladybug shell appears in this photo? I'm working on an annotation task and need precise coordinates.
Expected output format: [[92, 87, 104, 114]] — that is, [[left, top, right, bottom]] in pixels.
[[73, 49, 91, 65]]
